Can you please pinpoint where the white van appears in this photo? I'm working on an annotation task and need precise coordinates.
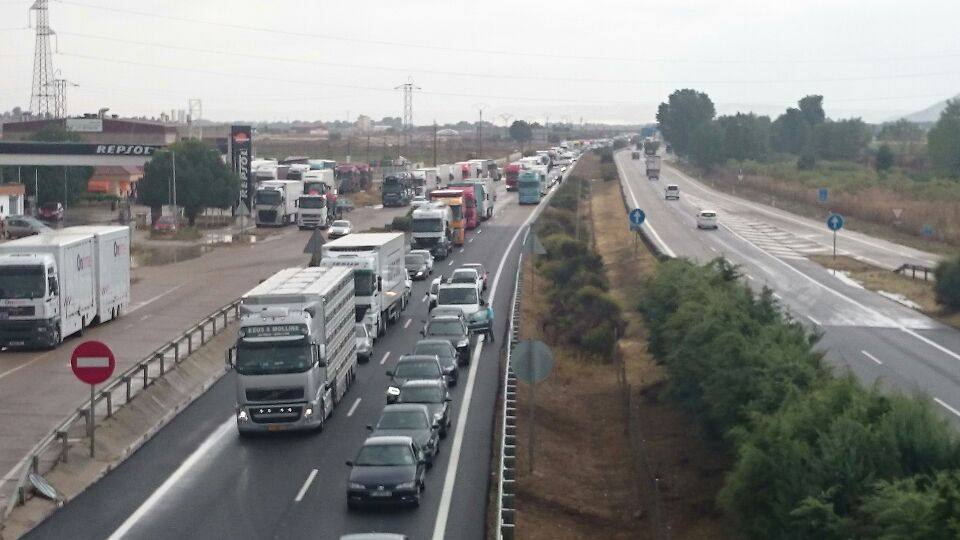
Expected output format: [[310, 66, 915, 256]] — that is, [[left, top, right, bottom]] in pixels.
[[696, 210, 718, 229], [665, 184, 680, 200]]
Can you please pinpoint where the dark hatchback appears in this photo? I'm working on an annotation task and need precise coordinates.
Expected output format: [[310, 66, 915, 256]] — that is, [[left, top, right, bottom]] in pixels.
[[346, 436, 427, 509]]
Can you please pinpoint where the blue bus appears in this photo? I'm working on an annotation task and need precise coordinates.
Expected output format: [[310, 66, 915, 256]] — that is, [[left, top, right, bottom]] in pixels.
[[517, 170, 542, 205]]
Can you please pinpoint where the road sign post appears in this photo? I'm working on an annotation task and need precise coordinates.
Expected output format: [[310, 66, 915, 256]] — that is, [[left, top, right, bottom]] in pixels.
[[71, 341, 116, 458], [513, 340, 554, 474], [629, 208, 646, 252], [826, 213, 844, 272]]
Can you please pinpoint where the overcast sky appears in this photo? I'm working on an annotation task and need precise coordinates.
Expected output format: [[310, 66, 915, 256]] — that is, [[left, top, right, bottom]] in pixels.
[[1, 0, 958, 125]]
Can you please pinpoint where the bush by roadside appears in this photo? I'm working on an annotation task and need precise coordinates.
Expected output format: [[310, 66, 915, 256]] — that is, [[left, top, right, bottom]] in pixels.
[[638, 257, 960, 538], [934, 254, 960, 311]]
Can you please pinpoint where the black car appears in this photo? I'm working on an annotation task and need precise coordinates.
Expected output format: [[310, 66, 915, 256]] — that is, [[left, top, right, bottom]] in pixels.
[[413, 339, 459, 386], [346, 436, 427, 509], [420, 315, 471, 364], [393, 379, 452, 437], [367, 404, 440, 463], [404, 253, 431, 280], [386, 355, 445, 388]]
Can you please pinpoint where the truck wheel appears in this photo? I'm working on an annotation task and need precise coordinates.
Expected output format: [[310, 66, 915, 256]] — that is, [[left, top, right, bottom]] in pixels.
[[50, 325, 61, 349]]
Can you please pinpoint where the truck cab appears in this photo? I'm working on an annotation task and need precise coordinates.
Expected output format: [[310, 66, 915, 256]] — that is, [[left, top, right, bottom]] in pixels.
[[297, 194, 328, 230], [0, 253, 62, 348], [255, 180, 303, 227], [382, 174, 413, 207], [411, 202, 453, 260]]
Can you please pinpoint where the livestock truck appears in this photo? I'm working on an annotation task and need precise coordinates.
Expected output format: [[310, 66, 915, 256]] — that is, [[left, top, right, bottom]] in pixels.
[[0, 226, 130, 348], [229, 266, 357, 435]]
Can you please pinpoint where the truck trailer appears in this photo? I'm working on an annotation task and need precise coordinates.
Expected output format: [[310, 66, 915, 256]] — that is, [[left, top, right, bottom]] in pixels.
[[645, 155, 661, 181], [230, 266, 357, 435]]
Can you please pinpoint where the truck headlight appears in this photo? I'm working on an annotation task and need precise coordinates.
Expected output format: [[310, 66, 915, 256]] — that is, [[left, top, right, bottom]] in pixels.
[[237, 409, 248, 422], [396, 481, 416, 490], [304, 407, 314, 418]]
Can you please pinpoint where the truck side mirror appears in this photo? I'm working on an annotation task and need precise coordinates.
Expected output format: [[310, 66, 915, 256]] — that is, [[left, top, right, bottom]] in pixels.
[[225, 346, 236, 368], [48, 277, 59, 296]]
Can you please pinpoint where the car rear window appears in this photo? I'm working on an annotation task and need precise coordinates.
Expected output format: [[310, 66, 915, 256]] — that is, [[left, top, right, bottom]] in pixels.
[[701, 212, 717, 218]]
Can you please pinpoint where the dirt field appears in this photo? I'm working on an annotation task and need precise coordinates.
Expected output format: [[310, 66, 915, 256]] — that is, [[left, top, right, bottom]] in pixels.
[[512, 153, 738, 539]]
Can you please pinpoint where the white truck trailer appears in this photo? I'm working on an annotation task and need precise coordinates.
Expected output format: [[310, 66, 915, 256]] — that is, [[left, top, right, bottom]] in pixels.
[[64, 225, 131, 324], [255, 179, 304, 226], [321, 232, 406, 339], [229, 266, 357, 435]]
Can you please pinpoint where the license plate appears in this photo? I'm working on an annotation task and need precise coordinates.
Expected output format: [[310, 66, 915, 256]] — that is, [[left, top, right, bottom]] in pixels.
[[371, 490, 392, 497], [267, 425, 285, 432], [8, 341, 23, 346]]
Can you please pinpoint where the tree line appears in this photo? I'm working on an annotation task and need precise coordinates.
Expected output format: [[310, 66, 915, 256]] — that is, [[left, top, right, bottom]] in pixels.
[[638, 258, 960, 538]]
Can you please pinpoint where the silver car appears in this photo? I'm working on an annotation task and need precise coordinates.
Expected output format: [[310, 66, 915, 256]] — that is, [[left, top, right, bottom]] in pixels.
[[355, 323, 372, 363], [3, 216, 52, 239]]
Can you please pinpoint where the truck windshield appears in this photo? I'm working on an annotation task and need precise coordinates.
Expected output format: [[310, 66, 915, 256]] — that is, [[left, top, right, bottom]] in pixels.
[[255, 190, 281, 205], [438, 287, 478, 305], [412, 218, 443, 233], [304, 182, 327, 195], [354, 269, 376, 296], [299, 197, 325, 209], [0, 266, 45, 299], [450, 206, 463, 220], [236, 337, 313, 375]]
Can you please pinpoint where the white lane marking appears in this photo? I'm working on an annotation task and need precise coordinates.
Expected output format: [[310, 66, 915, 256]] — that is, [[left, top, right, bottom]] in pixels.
[[935, 398, 960, 418], [294, 469, 318, 502], [807, 315, 821, 326], [123, 323, 135, 330], [433, 179, 544, 540], [615, 154, 677, 258], [459, 248, 465, 253], [404, 319, 412, 329], [0, 352, 51, 381], [477, 229, 483, 234], [745, 274, 755, 281], [710, 246, 718, 252], [468, 237, 475, 243], [721, 221, 960, 365], [861, 350, 883, 365], [127, 285, 184, 314], [448, 261, 454, 267], [75, 357, 110, 368], [379, 351, 391, 365], [108, 416, 234, 540], [139, 314, 152, 321], [772, 293, 782, 300], [346, 398, 362, 417]]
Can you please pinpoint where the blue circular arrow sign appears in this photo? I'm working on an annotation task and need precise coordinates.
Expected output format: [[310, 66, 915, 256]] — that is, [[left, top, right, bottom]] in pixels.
[[629, 208, 646, 226], [826, 213, 844, 231]]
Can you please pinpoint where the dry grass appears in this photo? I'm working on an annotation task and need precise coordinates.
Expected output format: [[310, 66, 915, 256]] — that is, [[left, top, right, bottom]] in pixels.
[[810, 254, 960, 330], [347, 189, 381, 208]]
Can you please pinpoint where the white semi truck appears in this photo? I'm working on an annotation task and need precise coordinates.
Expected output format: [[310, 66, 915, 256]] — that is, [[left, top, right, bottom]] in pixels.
[[321, 232, 407, 339], [0, 226, 131, 348], [297, 194, 328, 230], [411, 202, 453, 260], [229, 266, 357, 435], [255, 179, 304, 226]]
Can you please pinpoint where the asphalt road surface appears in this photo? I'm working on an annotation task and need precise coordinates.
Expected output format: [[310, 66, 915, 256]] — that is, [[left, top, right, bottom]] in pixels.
[[26, 171, 566, 539], [616, 150, 960, 425]]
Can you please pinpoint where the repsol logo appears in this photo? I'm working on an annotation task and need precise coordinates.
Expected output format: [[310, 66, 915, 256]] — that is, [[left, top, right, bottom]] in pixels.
[[95, 145, 157, 156]]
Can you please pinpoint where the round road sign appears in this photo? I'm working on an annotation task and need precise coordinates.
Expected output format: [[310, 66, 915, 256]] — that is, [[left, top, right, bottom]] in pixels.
[[826, 213, 844, 232], [512, 340, 554, 384], [71, 340, 116, 385], [629, 208, 646, 226]]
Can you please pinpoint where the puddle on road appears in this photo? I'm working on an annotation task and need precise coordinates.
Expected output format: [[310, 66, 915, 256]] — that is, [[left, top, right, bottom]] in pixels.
[[202, 232, 259, 244], [132, 233, 260, 268]]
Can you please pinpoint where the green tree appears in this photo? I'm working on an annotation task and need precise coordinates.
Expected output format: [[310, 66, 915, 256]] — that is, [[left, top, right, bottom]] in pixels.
[[772, 107, 813, 154], [876, 144, 895, 172], [656, 89, 716, 157], [934, 255, 960, 311], [815, 118, 870, 161], [718, 113, 771, 161], [1, 124, 94, 206], [927, 99, 960, 179], [798, 94, 826, 126], [139, 139, 240, 226], [508, 120, 533, 153], [688, 120, 725, 170], [878, 119, 925, 142]]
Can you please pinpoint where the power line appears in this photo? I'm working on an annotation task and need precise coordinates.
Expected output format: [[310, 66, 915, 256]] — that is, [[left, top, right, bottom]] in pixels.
[[56, 0, 960, 66], [55, 30, 960, 86]]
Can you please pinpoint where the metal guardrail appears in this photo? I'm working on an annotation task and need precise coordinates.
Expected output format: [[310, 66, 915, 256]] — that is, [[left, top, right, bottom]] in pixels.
[[1, 300, 242, 520], [895, 263, 935, 281], [495, 241, 524, 540]]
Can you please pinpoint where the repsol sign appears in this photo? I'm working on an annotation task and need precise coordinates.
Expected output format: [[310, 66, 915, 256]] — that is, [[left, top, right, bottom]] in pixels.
[[95, 144, 158, 156]]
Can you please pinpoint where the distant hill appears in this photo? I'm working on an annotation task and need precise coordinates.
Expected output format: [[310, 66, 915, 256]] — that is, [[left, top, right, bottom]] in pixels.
[[897, 94, 960, 123]]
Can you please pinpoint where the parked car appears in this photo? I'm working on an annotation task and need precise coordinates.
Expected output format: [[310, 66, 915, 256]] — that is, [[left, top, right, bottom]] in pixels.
[[355, 323, 372, 363], [366, 404, 440, 463], [405, 253, 431, 280], [386, 355, 445, 389], [3, 215, 52, 239], [665, 184, 680, 200], [413, 339, 459, 386], [345, 436, 427, 509], [153, 215, 177, 233], [328, 220, 353, 239], [393, 379, 452, 437], [420, 315, 471, 364], [460, 263, 488, 291], [696, 210, 719, 230], [38, 202, 64, 222]]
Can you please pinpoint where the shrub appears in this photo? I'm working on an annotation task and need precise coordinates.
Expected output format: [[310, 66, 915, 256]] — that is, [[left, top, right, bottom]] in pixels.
[[934, 255, 960, 311]]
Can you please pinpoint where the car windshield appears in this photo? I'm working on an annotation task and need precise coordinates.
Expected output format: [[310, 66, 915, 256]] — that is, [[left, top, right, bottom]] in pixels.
[[405, 255, 425, 266], [398, 387, 445, 404], [427, 320, 464, 336], [412, 218, 443, 232], [0, 265, 46, 299], [355, 444, 416, 466], [395, 360, 441, 379], [377, 411, 429, 430], [701, 212, 717, 218], [414, 343, 453, 358], [355, 324, 367, 338], [332, 221, 350, 228], [438, 287, 478, 305], [450, 271, 476, 283], [236, 337, 313, 375], [299, 197, 325, 209]]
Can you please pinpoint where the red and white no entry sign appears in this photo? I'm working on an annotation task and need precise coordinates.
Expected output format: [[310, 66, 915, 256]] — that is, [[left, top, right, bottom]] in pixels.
[[71, 340, 116, 385]]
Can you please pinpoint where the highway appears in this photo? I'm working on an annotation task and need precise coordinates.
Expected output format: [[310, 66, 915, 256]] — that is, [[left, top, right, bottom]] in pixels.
[[616, 151, 960, 424], [25, 173, 563, 539]]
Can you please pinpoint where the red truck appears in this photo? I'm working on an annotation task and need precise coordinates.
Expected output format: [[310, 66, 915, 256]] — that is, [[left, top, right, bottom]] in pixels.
[[504, 163, 521, 191]]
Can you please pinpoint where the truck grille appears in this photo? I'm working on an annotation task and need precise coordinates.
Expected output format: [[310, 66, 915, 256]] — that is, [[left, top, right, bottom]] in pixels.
[[246, 387, 304, 402], [258, 210, 277, 223], [250, 405, 303, 424], [0, 306, 35, 317]]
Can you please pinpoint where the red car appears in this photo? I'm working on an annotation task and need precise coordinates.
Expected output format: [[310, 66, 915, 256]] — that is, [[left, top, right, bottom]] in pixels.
[[153, 215, 177, 233], [38, 202, 64, 222]]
